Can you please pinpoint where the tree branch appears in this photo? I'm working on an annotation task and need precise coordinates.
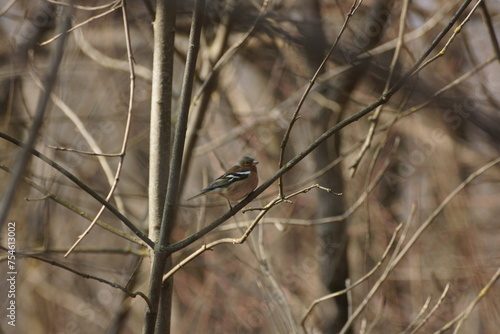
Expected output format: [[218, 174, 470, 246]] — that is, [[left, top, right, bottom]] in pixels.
[[0, 132, 154, 248]]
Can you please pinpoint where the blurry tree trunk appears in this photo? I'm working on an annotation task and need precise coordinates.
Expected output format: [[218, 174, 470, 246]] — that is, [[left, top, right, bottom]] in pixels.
[[0, 2, 56, 113], [0, 5, 71, 230], [298, 0, 393, 332]]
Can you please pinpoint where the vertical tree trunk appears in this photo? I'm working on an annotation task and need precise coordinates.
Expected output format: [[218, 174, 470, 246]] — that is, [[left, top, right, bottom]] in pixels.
[[148, 1, 176, 243], [145, 1, 177, 333]]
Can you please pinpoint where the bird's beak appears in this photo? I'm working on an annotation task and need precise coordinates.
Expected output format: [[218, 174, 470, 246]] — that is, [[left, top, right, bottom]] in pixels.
[[253, 160, 259, 165]]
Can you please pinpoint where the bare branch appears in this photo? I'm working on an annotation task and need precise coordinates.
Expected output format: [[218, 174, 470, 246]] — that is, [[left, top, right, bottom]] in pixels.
[[0, 163, 146, 246], [278, 0, 363, 198], [65, 1, 138, 257], [0, 132, 154, 248]]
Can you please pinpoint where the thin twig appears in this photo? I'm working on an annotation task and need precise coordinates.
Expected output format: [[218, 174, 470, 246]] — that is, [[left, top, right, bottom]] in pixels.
[[349, 0, 409, 177], [402, 297, 432, 333], [408, 284, 450, 334], [31, 82, 126, 213], [338, 203, 417, 334], [74, 28, 152, 81], [162, 197, 277, 283], [46, 145, 122, 156], [0, 0, 16, 16], [193, 113, 280, 156], [65, 1, 137, 257], [278, 0, 363, 198], [412, 0, 483, 76], [355, 0, 466, 69], [162, 183, 336, 283], [254, 220, 298, 333], [399, 56, 495, 119], [40, 4, 121, 46], [0, 246, 145, 258], [365, 300, 386, 334], [433, 268, 500, 334], [243, 184, 340, 212], [47, 0, 117, 11], [193, 0, 270, 102]]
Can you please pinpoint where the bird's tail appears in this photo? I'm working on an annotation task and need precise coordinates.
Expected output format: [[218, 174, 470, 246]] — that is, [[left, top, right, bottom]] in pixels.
[[186, 189, 210, 201]]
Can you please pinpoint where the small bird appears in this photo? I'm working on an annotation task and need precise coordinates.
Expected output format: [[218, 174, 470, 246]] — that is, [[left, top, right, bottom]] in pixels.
[[187, 156, 259, 203]]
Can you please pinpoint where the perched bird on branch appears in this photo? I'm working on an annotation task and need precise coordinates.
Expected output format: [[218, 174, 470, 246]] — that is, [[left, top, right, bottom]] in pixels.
[[187, 156, 259, 204]]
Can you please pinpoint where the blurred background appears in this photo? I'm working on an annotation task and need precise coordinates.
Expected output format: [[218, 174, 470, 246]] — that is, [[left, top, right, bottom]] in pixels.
[[1, 0, 499, 333]]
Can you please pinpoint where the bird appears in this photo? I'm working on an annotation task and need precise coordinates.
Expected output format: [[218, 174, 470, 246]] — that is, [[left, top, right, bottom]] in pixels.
[[187, 156, 259, 204]]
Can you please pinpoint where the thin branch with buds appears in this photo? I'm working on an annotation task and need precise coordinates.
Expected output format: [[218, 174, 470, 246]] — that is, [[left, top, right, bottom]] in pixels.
[[411, 0, 483, 76]]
